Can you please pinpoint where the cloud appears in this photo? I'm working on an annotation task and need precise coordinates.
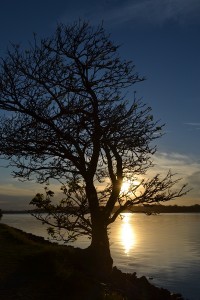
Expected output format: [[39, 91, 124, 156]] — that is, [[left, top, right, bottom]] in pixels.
[[62, 0, 200, 27], [185, 123, 200, 126], [150, 152, 193, 175], [187, 171, 200, 187], [0, 181, 40, 209], [186, 171, 200, 200], [0, 176, 64, 210], [0, 194, 31, 210], [149, 151, 200, 203], [184, 123, 200, 131], [0, 150, 199, 209], [0, 183, 36, 197], [103, 0, 200, 26]]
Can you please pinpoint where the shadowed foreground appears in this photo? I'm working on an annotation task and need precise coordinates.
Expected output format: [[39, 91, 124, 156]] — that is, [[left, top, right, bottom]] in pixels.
[[0, 223, 184, 300]]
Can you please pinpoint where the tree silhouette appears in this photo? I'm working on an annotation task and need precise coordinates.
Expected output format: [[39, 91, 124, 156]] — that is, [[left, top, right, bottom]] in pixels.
[[0, 21, 187, 276]]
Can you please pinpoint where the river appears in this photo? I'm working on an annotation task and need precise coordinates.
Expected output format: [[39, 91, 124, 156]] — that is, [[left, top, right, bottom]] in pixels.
[[1, 213, 200, 300]]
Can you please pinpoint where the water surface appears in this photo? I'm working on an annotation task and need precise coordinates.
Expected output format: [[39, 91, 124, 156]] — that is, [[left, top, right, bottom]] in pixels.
[[2, 213, 200, 300]]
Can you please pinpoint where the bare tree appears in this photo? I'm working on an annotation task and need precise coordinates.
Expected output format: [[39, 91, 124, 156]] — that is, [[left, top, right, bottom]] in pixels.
[[0, 21, 187, 275]]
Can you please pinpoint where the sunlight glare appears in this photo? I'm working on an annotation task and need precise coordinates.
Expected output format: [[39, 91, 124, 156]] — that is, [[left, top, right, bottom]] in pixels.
[[120, 179, 140, 195], [120, 213, 136, 255], [120, 181, 130, 193]]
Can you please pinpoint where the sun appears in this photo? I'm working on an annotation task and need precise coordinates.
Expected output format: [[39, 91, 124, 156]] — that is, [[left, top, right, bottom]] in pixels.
[[120, 181, 130, 193], [120, 179, 141, 194]]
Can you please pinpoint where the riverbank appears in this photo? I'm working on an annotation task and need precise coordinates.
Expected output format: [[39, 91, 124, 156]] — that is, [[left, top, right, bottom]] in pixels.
[[0, 223, 184, 300]]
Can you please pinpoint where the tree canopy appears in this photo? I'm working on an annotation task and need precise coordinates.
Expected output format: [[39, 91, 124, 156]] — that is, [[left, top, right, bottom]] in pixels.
[[0, 20, 188, 274]]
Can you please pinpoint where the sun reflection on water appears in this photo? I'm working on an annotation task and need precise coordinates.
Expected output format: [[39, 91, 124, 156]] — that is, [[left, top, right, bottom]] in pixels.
[[120, 213, 136, 255]]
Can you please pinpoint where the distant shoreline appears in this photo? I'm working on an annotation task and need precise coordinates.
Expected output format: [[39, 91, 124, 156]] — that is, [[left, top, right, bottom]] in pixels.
[[2, 204, 200, 214]]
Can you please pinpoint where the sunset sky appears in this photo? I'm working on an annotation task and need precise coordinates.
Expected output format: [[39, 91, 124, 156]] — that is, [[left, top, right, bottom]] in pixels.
[[0, 0, 200, 209]]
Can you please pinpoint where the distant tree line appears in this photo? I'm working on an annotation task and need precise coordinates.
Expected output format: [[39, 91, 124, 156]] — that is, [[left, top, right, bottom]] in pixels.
[[127, 204, 200, 214], [2, 204, 200, 215]]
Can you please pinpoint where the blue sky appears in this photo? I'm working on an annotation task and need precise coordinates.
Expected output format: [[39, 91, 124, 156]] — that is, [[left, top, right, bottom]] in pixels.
[[0, 0, 200, 209]]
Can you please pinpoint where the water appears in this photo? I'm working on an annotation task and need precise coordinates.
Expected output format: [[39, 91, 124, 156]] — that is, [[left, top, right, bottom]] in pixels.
[[1, 213, 200, 300]]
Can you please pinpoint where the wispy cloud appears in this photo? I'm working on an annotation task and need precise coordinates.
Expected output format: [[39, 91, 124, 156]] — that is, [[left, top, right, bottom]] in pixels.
[[102, 0, 200, 26], [184, 123, 200, 130], [59, 0, 200, 31], [185, 123, 200, 126], [0, 194, 33, 210], [0, 183, 38, 197], [148, 152, 194, 181], [149, 151, 200, 203]]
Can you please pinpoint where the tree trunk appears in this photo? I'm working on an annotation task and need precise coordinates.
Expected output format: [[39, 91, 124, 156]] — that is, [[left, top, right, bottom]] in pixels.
[[87, 220, 113, 279], [85, 181, 113, 278]]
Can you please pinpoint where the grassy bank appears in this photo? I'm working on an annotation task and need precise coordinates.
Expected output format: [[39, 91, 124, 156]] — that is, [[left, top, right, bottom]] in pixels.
[[0, 223, 184, 300]]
